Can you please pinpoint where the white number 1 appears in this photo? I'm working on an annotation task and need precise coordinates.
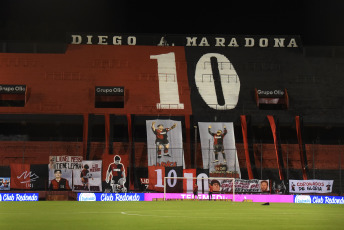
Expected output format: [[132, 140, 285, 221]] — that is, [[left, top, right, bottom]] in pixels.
[[150, 52, 184, 109]]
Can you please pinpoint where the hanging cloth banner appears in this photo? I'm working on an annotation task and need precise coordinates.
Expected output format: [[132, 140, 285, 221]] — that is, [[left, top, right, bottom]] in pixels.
[[10, 164, 31, 190], [198, 122, 240, 178], [289, 180, 333, 194], [146, 120, 184, 167], [73, 160, 102, 192]]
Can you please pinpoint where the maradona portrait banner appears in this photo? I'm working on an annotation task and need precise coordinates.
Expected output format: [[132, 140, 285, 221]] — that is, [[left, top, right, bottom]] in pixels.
[[198, 122, 241, 178], [102, 154, 128, 193], [146, 120, 184, 167], [73, 160, 102, 192]]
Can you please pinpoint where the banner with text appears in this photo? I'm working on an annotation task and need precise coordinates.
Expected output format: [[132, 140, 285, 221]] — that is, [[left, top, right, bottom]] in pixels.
[[294, 195, 344, 204], [48, 156, 83, 170], [210, 179, 269, 193], [289, 180, 333, 194], [0, 193, 39, 202], [198, 122, 240, 178], [73, 160, 102, 192], [48, 156, 82, 190], [77, 193, 144, 201]]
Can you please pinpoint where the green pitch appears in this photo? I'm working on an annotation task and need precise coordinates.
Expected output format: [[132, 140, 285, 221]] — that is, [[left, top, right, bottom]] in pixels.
[[0, 201, 343, 230]]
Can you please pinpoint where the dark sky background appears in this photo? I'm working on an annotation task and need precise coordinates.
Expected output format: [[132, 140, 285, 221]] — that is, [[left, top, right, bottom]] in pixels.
[[0, 0, 344, 46]]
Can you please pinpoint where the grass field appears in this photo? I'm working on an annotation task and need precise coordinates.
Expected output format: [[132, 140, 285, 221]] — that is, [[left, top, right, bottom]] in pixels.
[[0, 201, 343, 230]]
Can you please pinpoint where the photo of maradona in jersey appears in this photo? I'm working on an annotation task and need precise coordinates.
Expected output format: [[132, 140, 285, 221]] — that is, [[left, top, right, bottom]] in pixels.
[[146, 120, 184, 167], [72, 160, 102, 192], [198, 122, 241, 178]]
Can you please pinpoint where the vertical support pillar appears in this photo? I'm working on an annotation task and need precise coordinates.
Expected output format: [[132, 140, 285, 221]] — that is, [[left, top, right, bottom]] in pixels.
[[104, 113, 110, 155], [127, 114, 135, 190], [82, 113, 89, 160], [185, 115, 191, 168], [295, 116, 308, 180]]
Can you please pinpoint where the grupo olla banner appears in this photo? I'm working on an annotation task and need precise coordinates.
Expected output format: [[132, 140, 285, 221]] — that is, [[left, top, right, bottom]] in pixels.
[[289, 180, 333, 194], [0, 193, 39, 202], [77, 193, 144, 201]]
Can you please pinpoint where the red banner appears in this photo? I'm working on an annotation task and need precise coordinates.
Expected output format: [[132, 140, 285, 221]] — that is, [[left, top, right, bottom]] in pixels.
[[148, 166, 165, 192], [10, 163, 31, 189], [183, 169, 196, 193], [240, 115, 254, 179]]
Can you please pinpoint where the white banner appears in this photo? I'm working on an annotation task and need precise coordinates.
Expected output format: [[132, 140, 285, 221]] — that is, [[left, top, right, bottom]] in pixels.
[[73, 160, 102, 192], [146, 120, 184, 167], [217, 179, 269, 193], [289, 180, 334, 194], [49, 156, 83, 170], [198, 122, 240, 178], [48, 155, 83, 191]]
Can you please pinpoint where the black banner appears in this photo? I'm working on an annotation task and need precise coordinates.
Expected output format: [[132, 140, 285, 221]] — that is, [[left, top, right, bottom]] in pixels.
[[256, 89, 285, 98], [0, 166, 11, 177], [0, 85, 26, 94], [68, 33, 302, 48], [165, 166, 183, 193], [95, 86, 124, 96], [30, 164, 48, 190]]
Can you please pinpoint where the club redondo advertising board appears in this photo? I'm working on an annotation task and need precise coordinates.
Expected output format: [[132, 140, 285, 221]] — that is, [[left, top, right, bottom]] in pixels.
[[0, 193, 39, 201]]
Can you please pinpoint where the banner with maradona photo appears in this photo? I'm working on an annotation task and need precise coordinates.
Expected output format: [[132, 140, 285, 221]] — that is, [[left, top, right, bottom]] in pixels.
[[146, 120, 184, 167], [73, 160, 102, 192], [198, 122, 240, 178]]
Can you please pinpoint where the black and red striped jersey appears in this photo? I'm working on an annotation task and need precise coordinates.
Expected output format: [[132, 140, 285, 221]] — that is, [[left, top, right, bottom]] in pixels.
[[49, 178, 71, 190], [152, 128, 171, 141], [108, 163, 125, 177], [208, 128, 227, 145]]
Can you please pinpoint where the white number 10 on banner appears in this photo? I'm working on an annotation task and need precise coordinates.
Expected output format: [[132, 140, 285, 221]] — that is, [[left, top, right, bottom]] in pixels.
[[154, 169, 178, 188], [155, 169, 210, 192], [151, 52, 240, 110]]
